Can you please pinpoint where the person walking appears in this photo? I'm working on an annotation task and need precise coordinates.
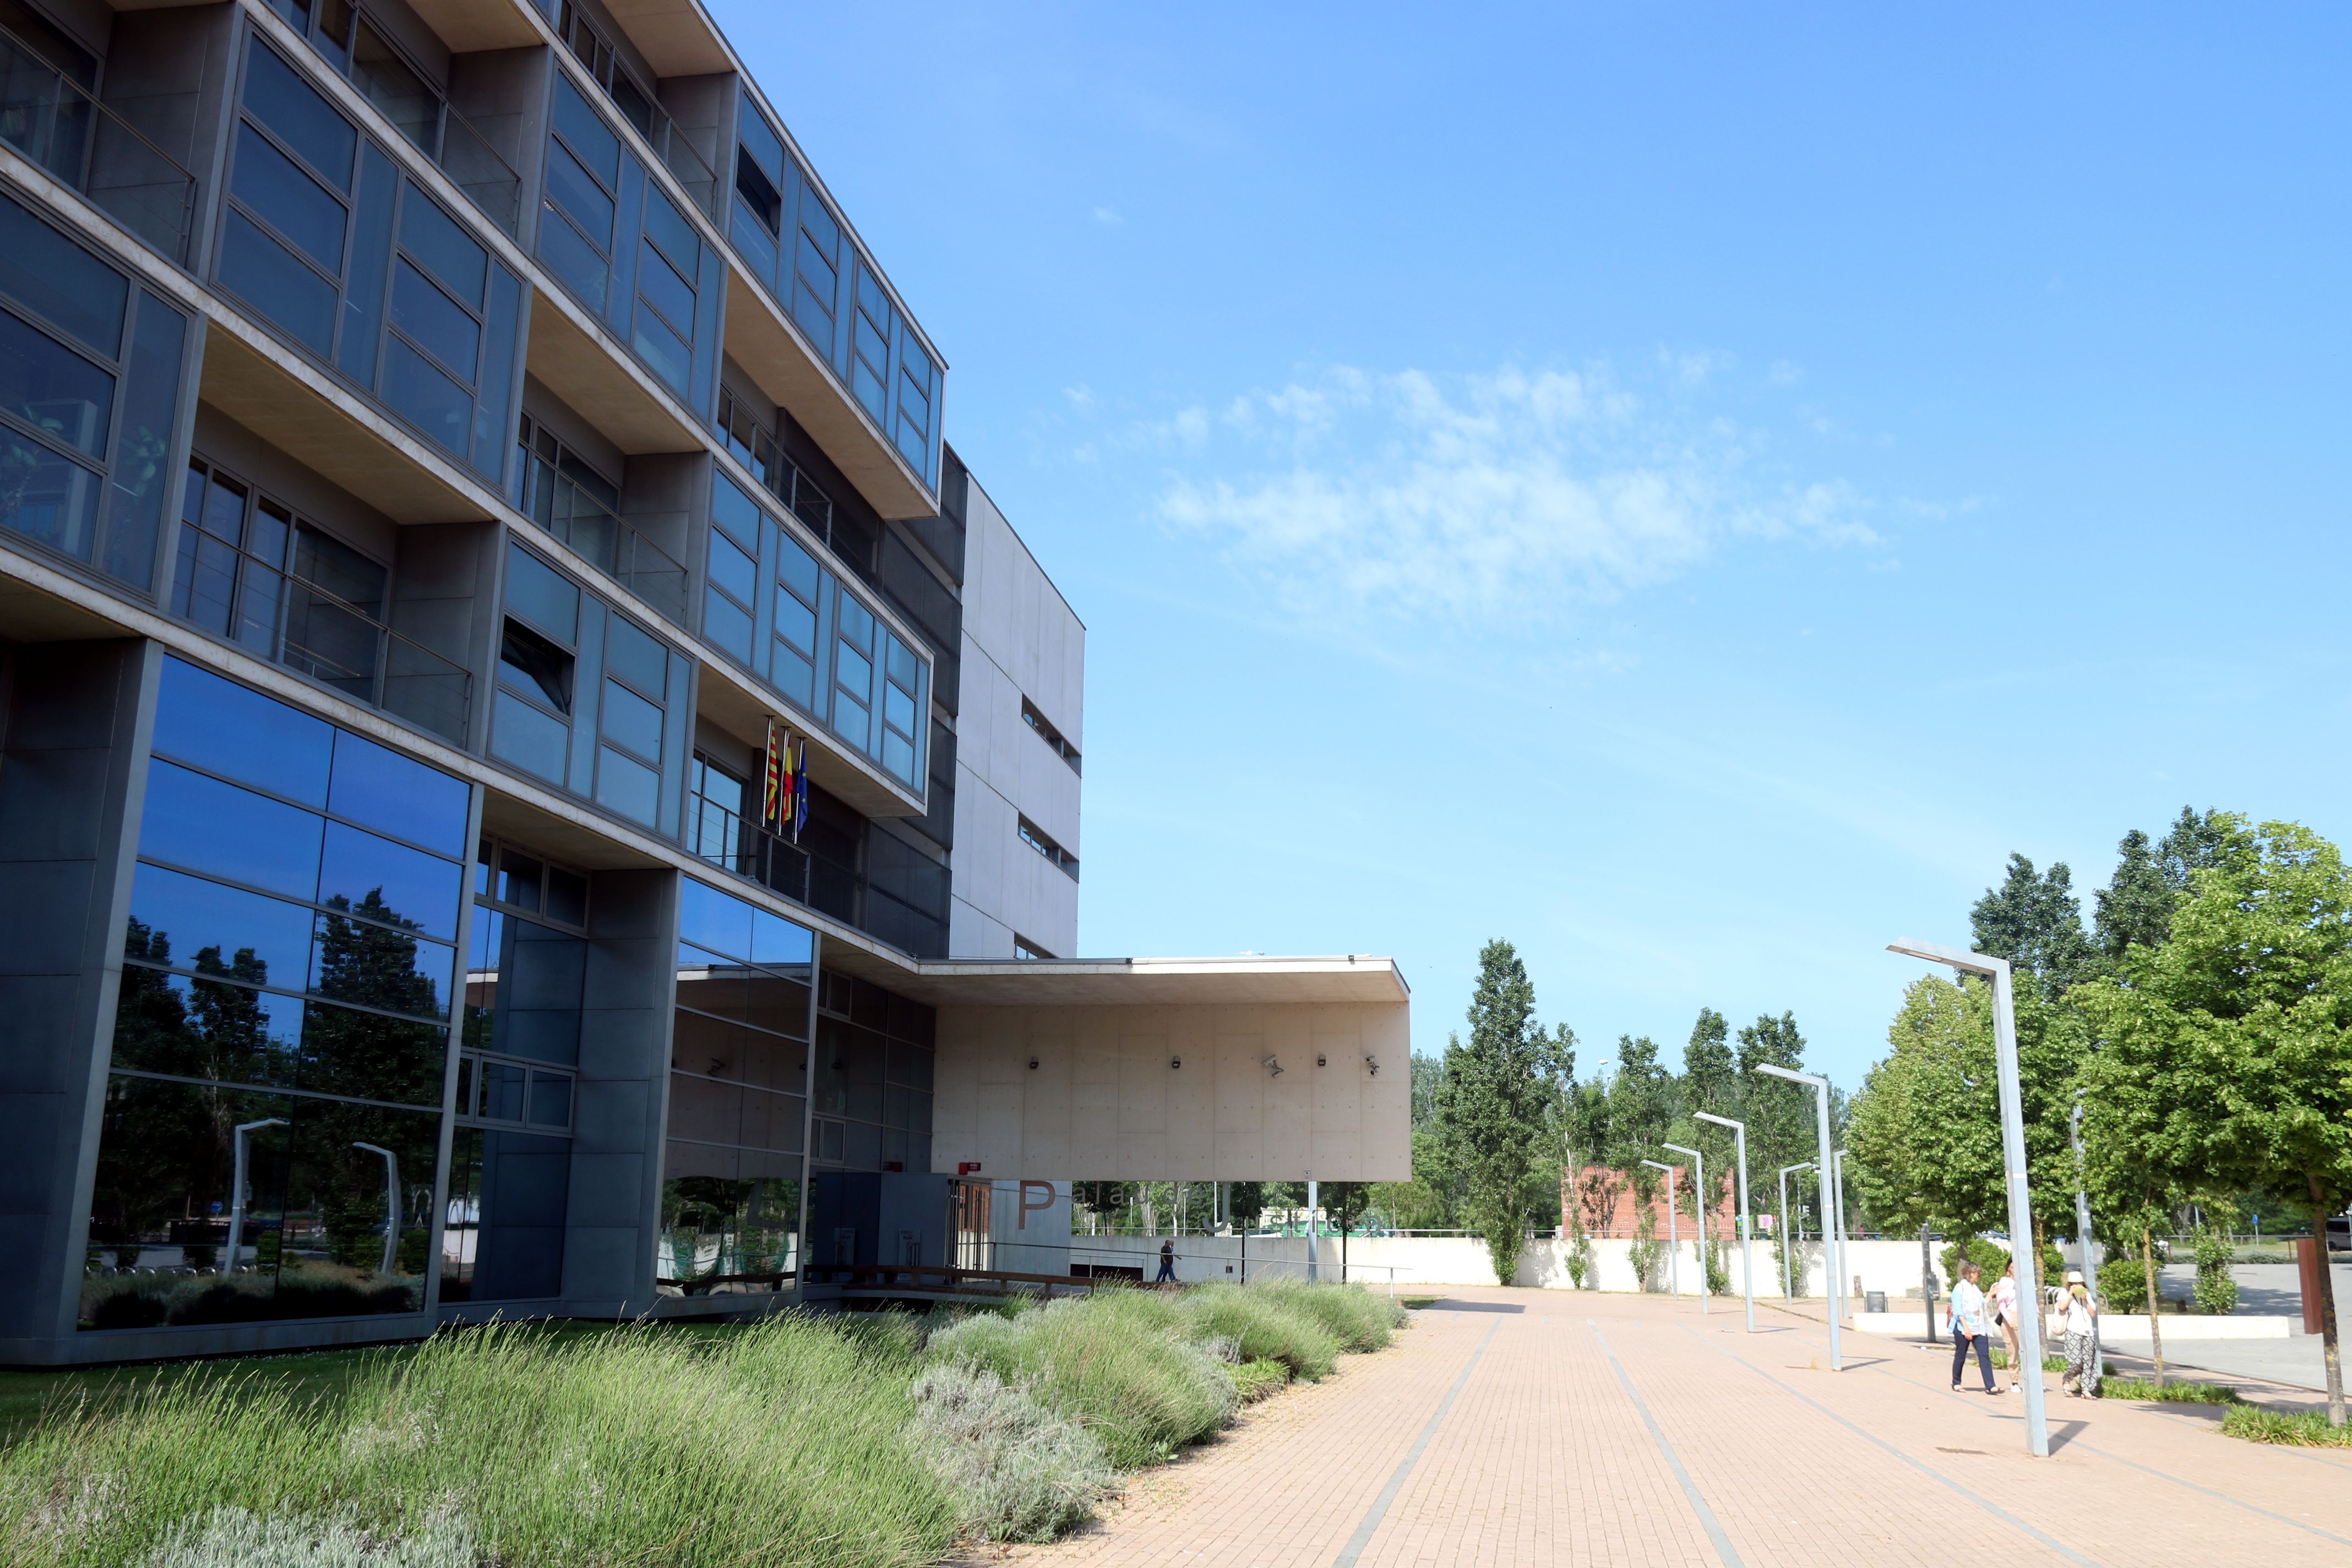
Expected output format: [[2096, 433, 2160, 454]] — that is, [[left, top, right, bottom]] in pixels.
[[1990, 1259, 2024, 1392], [1949, 1260, 1997, 1394], [1155, 1238, 1177, 1285], [2060, 1269, 2101, 1397]]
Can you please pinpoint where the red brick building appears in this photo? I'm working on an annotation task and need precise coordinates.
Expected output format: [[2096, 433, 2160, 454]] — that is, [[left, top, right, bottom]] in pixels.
[[1564, 1166, 1738, 1238]]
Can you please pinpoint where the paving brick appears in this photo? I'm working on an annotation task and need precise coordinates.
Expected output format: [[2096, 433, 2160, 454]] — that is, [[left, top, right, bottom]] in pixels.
[[1000, 1288, 2352, 1568]]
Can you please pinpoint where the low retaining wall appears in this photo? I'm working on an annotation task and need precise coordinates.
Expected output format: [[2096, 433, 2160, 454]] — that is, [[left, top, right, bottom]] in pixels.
[[1854, 1310, 2294, 1340], [1063, 1232, 1968, 1297]]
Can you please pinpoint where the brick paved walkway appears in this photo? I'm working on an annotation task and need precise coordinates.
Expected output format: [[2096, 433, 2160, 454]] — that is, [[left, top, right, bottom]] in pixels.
[[1000, 1288, 2352, 1568]]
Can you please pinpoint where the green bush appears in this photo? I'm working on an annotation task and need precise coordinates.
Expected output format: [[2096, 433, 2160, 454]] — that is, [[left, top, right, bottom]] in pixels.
[[144, 1505, 477, 1567], [0, 1316, 962, 1568], [906, 1364, 1116, 1543], [1250, 1280, 1405, 1354], [2102, 1378, 2242, 1404], [2192, 1231, 2239, 1315], [2099, 1256, 2151, 1313], [925, 1291, 1238, 1469], [2221, 1406, 2352, 1446], [1179, 1284, 1339, 1379], [1938, 1236, 2064, 1292], [1231, 1360, 1289, 1403]]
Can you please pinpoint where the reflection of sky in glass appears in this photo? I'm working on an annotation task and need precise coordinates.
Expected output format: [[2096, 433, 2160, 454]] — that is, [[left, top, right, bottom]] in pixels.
[[319, 820, 462, 940], [329, 728, 469, 853], [128, 862, 314, 985], [154, 656, 332, 806], [139, 760, 323, 901], [679, 876, 811, 974]]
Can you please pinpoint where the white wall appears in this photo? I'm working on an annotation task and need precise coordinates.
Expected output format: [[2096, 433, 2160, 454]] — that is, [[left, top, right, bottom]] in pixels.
[[948, 472, 1084, 959]]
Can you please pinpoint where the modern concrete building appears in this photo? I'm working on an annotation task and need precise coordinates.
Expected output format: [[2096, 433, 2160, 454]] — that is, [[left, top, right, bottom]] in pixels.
[[0, 0, 1406, 1367]]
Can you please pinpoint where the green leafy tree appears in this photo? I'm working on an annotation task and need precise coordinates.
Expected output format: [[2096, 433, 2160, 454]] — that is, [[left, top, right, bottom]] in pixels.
[[2095, 830, 2173, 959], [1435, 941, 1574, 1285], [2075, 816, 2352, 1425], [1973, 853, 2100, 993]]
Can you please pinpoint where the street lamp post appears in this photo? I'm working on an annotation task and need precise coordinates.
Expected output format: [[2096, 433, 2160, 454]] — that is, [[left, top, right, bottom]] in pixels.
[[1641, 1159, 1680, 1300], [1778, 1161, 1814, 1303], [1696, 1112, 1755, 1332], [2069, 1095, 2100, 1384], [1832, 1148, 1853, 1323], [1664, 1142, 1707, 1314], [1888, 938, 2050, 1460], [1759, 1063, 1842, 1371], [352, 1141, 401, 1277]]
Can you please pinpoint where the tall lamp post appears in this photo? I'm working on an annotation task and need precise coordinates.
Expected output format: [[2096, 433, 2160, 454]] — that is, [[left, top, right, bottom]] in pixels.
[[1832, 1148, 1853, 1319], [1663, 1142, 1708, 1314], [1641, 1158, 1680, 1300], [1888, 938, 2050, 1459], [1759, 1063, 1842, 1371], [1696, 1112, 1754, 1331], [223, 1117, 288, 1276], [1778, 1161, 1814, 1303]]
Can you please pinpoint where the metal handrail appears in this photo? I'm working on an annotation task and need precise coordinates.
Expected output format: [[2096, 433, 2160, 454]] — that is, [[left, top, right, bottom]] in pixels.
[[521, 466, 689, 625], [0, 20, 198, 264], [435, 97, 523, 237], [685, 785, 948, 959]]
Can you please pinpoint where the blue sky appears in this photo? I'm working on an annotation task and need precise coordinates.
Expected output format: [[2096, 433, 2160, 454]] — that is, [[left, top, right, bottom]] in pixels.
[[715, 4, 2352, 1091]]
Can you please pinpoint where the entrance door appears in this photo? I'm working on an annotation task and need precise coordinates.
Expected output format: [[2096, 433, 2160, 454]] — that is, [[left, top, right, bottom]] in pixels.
[[950, 1179, 993, 1271]]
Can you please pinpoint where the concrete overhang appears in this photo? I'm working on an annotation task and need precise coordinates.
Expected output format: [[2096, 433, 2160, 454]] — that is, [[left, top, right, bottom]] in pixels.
[[820, 953, 1410, 1009]]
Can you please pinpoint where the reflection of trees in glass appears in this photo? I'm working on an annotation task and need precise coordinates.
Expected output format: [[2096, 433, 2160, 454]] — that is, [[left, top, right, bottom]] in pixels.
[[308, 886, 450, 1106], [659, 1177, 799, 1287], [315, 888, 442, 1015]]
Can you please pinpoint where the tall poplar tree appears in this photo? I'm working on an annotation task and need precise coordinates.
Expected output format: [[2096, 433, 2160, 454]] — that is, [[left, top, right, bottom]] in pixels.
[[1436, 940, 1574, 1284], [1972, 853, 2100, 993]]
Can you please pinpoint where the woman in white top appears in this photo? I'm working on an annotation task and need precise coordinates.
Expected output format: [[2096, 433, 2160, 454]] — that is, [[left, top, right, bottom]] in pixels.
[[1989, 1261, 2023, 1392], [2060, 1269, 2101, 1397]]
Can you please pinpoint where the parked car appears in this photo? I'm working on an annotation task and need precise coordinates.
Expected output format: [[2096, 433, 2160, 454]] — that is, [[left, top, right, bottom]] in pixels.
[[2328, 1216, 2349, 1253]]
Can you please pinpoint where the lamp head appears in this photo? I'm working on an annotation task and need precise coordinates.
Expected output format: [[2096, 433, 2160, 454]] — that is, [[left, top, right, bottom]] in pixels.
[[1886, 937, 2008, 978], [1692, 1112, 1742, 1131], [1755, 1063, 1828, 1090], [1662, 1142, 1700, 1159]]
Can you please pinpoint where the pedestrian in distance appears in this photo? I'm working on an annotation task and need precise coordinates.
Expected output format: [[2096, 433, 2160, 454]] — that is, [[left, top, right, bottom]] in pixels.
[[1155, 1237, 1177, 1285], [1990, 1258, 2024, 1392], [2060, 1269, 2101, 1398], [1948, 1260, 1998, 1394]]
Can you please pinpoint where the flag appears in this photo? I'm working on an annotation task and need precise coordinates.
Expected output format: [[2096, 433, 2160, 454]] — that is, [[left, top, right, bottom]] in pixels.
[[792, 738, 810, 840], [763, 718, 782, 828]]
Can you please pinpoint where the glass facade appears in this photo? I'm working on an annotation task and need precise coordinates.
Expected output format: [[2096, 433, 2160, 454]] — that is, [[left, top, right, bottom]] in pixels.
[[811, 967, 933, 1177], [660, 878, 813, 1295], [726, 91, 941, 491], [702, 472, 928, 791], [216, 36, 521, 483], [0, 187, 188, 589], [85, 657, 470, 1330], [442, 840, 588, 1301], [491, 541, 693, 834], [537, 72, 722, 415]]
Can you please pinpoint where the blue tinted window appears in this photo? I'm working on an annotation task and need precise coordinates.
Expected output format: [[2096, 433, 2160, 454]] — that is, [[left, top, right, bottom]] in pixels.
[[543, 140, 614, 251], [382, 335, 471, 455], [537, 202, 609, 308], [219, 210, 337, 357], [736, 95, 783, 186], [776, 534, 818, 606], [703, 590, 752, 665], [769, 644, 812, 710], [127, 861, 316, 987], [710, 473, 759, 554], [706, 525, 755, 606], [835, 644, 872, 701], [109, 971, 305, 1087], [99, 293, 189, 590], [319, 820, 462, 941], [836, 595, 874, 652], [491, 689, 569, 783], [0, 428, 99, 560], [775, 595, 815, 656], [750, 908, 812, 968], [679, 880, 752, 962], [851, 360, 885, 425], [594, 745, 657, 825], [0, 308, 111, 459], [329, 730, 469, 854], [632, 296, 690, 393], [471, 267, 522, 481], [398, 186, 486, 307], [297, 1000, 447, 1104], [551, 75, 618, 188], [311, 909, 454, 1022], [243, 39, 356, 193], [644, 190, 698, 277], [390, 259, 480, 378], [605, 613, 665, 699], [885, 635, 919, 694], [139, 760, 325, 900], [0, 190, 125, 358], [884, 680, 914, 738], [638, 242, 693, 333], [599, 678, 661, 760], [231, 128, 346, 274], [882, 728, 913, 783], [155, 658, 334, 805], [831, 693, 867, 748], [504, 544, 579, 641], [337, 146, 398, 386]]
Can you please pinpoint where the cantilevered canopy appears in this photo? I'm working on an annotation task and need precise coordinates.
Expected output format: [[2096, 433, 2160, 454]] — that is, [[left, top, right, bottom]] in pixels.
[[901, 956, 1412, 1184]]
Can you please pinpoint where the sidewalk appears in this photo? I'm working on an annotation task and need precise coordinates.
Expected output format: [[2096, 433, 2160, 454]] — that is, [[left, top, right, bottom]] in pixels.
[[1004, 1288, 2352, 1568]]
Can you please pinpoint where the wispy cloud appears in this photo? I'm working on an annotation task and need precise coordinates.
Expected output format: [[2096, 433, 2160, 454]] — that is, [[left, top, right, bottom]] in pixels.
[[1152, 363, 1877, 628]]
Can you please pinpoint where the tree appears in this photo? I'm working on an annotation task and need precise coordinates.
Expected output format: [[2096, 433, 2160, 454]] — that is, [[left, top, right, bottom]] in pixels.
[[2095, 830, 2173, 959], [1435, 940, 1574, 1285], [2075, 817, 2352, 1425], [1973, 853, 2100, 993], [1736, 1011, 1813, 1196], [1680, 1008, 1739, 1217]]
